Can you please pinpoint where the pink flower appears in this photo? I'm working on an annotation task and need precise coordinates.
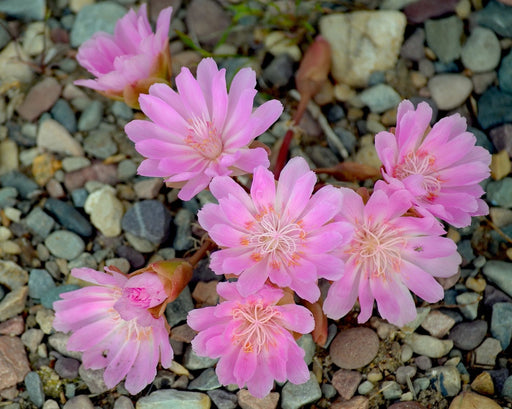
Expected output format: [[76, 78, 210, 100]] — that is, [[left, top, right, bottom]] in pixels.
[[198, 156, 352, 302], [323, 185, 461, 327], [74, 4, 172, 108], [187, 282, 314, 398], [52, 267, 173, 394], [375, 100, 491, 228], [125, 57, 283, 201]]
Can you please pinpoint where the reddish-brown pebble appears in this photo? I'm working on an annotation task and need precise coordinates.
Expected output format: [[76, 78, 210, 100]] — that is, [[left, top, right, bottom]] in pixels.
[[388, 402, 426, 409], [170, 324, 197, 343], [0, 316, 24, 336], [17, 77, 61, 121], [332, 396, 369, 409], [330, 327, 379, 369], [0, 336, 30, 389], [331, 369, 362, 400], [192, 281, 219, 306]]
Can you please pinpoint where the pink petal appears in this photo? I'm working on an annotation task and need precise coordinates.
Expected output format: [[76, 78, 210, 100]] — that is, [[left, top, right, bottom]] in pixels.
[[323, 264, 360, 320], [300, 185, 343, 230], [400, 260, 445, 303], [237, 263, 269, 297], [371, 276, 417, 327], [250, 166, 276, 212], [175, 66, 208, 118], [278, 304, 314, 334]]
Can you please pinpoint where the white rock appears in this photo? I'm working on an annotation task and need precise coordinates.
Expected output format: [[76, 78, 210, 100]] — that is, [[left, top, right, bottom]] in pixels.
[[37, 119, 84, 156], [428, 74, 473, 110], [0, 42, 34, 84], [84, 186, 124, 237], [22, 22, 52, 56], [320, 11, 406, 87], [405, 334, 454, 358]]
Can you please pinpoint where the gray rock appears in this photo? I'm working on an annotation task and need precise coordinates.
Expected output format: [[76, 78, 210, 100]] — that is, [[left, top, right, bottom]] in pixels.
[[305, 145, 339, 168], [122, 200, 172, 244], [185, 0, 231, 47], [456, 291, 480, 320], [188, 368, 221, 391], [357, 380, 374, 395], [136, 389, 211, 409], [84, 129, 118, 159], [183, 346, 218, 370], [28, 269, 55, 299], [0, 187, 17, 208], [44, 198, 93, 237], [0, 20, 10, 51], [262, 54, 294, 88], [281, 372, 322, 409], [25, 207, 55, 238], [45, 230, 85, 260], [425, 16, 462, 63], [78, 365, 109, 394], [114, 396, 134, 409], [428, 74, 472, 110], [173, 208, 194, 251], [461, 26, 501, 73], [478, 87, 512, 129], [396, 366, 417, 385], [25, 371, 44, 407], [487, 178, 512, 208], [207, 390, 237, 409], [21, 329, 44, 353], [449, 320, 487, 351], [71, 2, 127, 47], [51, 99, 77, 133], [491, 302, 512, 350], [474, 338, 502, 367], [475, 0, 512, 38], [117, 160, 138, 181], [63, 395, 94, 409], [414, 356, 432, 371], [426, 366, 461, 397], [0, 171, 40, 199], [490, 124, 512, 156], [499, 51, 512, 94], [400, 28, 425, 61], [502, 375, 512, 399], [483, 260, 512, 297], [41, 284, 80, 309], [0, 0, 46, 20], [54, 356, 80, 379], [48, 333, 82, 360], [382, 380, 402, 400], [78, 101, 103, 132], [297, 333, 316, 366], [111, 101, 133, 121], [357, 83, 401, 113]]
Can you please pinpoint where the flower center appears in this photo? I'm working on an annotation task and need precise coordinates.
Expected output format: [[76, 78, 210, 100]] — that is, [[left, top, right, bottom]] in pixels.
[[350, 221, 405, 278], [231, 301, 282, 353], [185, 116, 223, 160], [393, 151, 442, 201], [242, 209, 306, 269]]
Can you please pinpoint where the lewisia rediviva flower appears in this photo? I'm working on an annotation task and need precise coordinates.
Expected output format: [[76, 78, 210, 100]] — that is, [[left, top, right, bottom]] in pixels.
[[198, 156, 352, 303], [375, 100, 491, 228], [53, 266, 173, 394], [74, 4, 172, 108], [187, 282, 314, 398], [323, 185, 461, 327], [125, 57, 283, 201]]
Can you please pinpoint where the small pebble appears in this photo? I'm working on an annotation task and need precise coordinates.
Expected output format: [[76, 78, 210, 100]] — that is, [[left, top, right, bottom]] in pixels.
[[330, 327, 379, 369]]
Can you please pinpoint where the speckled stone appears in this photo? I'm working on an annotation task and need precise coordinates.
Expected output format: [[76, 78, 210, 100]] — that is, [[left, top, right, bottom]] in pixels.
[[330, 328, 379, 369]]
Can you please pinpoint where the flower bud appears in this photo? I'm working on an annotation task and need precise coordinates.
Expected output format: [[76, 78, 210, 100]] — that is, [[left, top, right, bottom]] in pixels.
[[295, 35, 331, 99]]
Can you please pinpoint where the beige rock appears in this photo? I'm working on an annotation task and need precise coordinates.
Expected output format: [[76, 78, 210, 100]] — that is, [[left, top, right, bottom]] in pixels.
[[320, 11, 406, 87], [0, 286, 28, 321], [428, 74, 473, 110], [70, 0, 95, 13], [466, 277, 486, 293], [84, 186, 123, 237], [237, 389, 279, 409], [405, 334, 453, 358], [0, 42, 34, 84], [449, 391, 501, 409], [37, 119, 84, 156], [264, 31, 302, 61], [490, 150, 511, 180], [0, 140, 18, 176], [22, 22, 52, 56], [0, 261, 28, 290]]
